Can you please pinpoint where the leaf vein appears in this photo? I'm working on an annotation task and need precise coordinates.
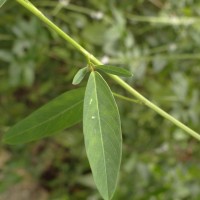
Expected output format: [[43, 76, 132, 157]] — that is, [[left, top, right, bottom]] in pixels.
[[6, 100, 83, 140]]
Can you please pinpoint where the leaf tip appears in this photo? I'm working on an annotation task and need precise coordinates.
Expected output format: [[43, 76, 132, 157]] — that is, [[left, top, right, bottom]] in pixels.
[[72, 67, 88, 85], [72, 79, 79, 85]]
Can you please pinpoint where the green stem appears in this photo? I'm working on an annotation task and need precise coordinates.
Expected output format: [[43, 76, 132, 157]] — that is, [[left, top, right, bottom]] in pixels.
[[16, 0, 92, 59], [126, 14, 198, 26], [109, 53, 200, 65], [16, 0, 200, 141], [113, 92, 142, 104], [35, 1, 94, 16]]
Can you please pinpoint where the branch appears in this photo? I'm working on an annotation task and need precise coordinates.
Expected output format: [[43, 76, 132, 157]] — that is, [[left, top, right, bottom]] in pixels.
[[16, 0, 200, 141]]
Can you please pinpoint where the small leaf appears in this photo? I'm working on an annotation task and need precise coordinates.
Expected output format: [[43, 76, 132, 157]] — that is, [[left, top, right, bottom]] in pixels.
[[72, 67, 88, 85], [3, 88, 85, 144], [95, 65, 132, 77], [0, 0, 7, 8], [83, 71, 122, 200]]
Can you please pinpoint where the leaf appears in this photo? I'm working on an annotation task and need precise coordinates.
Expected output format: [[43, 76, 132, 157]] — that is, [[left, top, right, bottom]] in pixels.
[[83, 71, 122, 200], [0, 0, 7, 8], [95, 65, 132, 77], [3, 88, 85, 144], [72, 67, 88, 85]]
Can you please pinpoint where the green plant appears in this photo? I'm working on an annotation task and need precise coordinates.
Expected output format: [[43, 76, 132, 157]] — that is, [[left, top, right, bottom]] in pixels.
[[1, 0, 200, 199]]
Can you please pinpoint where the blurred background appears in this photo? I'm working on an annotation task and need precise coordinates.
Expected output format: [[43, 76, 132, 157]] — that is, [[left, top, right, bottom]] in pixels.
[[1, 0, 200, 199]]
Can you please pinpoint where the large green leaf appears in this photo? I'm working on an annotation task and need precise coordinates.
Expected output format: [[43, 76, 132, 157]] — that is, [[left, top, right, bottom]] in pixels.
[[83, 72, 122, 200], [3, 88, 85, 144], [0, 0, 7, 8], [95, 65, 132, 77]]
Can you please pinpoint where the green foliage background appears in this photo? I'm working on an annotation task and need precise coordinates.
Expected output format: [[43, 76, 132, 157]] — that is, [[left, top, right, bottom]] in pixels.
[[0, 0, 200, 199]]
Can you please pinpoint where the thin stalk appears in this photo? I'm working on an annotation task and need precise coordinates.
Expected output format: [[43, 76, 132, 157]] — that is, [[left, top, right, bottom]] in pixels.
[[35, 1, 94, 16], [16, 0, 93, 59], [113, 92, 142, 104], [108, 53, 200, 65], [126, 14, 199, 26], [16, 0, 200, 141], [137, 54, 200, 61]]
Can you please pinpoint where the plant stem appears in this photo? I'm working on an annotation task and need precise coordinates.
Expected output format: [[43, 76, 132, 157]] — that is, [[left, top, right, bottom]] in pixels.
[[109, 53, 200, 65], [16, 0, 92, 59], [110, 75, 200, 141], [126, 14, 198, 26], [16, 0, 200, 141], [35, 1, 95, 16], [113, 92, 142, 104]]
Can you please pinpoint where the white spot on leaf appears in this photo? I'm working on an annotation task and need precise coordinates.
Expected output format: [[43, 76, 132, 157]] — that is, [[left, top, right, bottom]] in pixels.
[[89, 99, 93, 105], [92, 116, 95, 119]]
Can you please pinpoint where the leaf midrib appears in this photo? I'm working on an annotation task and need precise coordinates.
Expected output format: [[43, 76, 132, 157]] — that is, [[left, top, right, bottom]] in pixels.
[[5, 99, 83, 140], [94, 73, 109, 198]]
